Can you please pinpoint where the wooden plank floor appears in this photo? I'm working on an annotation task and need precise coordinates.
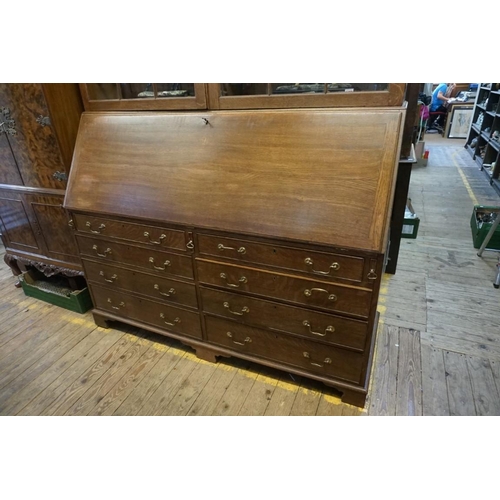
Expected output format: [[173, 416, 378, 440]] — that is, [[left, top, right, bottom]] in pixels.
[[1, 135, 500, 416]]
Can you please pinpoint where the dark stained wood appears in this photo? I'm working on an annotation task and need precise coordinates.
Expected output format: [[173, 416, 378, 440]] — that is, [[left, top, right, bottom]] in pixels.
[[207, 84, 406, 110], [199, 286, 368, 350], [76, 234, 194, 280], [197, 232, 367, 285], [65, 109, 404, 253], [0, 99, 23, 185], [196, 259, 372, 318], [73, 213, 187, 251], [400, 83, 421, 159], [90, 284, 203, 340], [204, 315, 365, 385], [83, 259, 198, 309]]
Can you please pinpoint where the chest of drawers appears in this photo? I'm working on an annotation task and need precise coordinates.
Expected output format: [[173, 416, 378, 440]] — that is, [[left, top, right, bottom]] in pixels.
[[64, 108, 405, 407]]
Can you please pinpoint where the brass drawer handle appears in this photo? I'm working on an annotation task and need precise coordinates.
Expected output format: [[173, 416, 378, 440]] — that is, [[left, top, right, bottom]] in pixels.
[[92, 245, 112, 257], [226, 331, 252, 346], [149, 257, 171, 271], [160, 313, 181, 326], [220, 272, 247, 288], [144, 231, 166, 245], [304, 288, 337, 301], [304, 257, 340, 276], [68, 219, 74, 229], [154, 284, 176, 297], [186, 239, 195, 250], [303, 351, 332, 368], [99, 271, 118, 283], [302, 320, 335, 337], [107, 298, 125, 310], [223, 301, 250, 316], [218, 243, 246, 254], [86, 221, 106, 234]]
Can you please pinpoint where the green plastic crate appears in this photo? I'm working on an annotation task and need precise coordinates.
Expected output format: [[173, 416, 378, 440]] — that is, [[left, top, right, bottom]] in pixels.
[[470, 205, 500, 250], [401, 199, 420, 239], [20, 272, 93, 314]]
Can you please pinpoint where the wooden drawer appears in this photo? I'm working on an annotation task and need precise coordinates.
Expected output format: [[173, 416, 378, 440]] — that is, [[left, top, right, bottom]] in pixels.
[[197, 233, 366, 284], [196, 259, 372, 318], [82, 259, 198, 309], [205, 316, 364, 384], [200, 287, 368, 351], [90, 284, 202, 339], [76, 235, 194, 280], [73, 213, 187, 251]]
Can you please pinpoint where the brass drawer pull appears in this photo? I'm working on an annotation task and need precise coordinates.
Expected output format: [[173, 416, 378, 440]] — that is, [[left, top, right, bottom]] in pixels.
[[144, 231, 166, 245], [160, 313, 181, 326], [302, 320, 335, 337], [367, 268, 377, 280], [149, 257, 171, 270], [304, 288, 337, 301], [99, 271, 118, 283], [226, 331, 252, 346], [218, 243, 246, 254], [92, 245, 112, 257], [107, 298, 125, 310], [223, 301, 250, 316], [68, 219, 74, 229], [303, 352, 332, 368], [220, 272, 247, 288], [154, 284, 176, 297], [186, 239, 195, 250], [86, 221, 106, 234], [304, 257, 340, 276]]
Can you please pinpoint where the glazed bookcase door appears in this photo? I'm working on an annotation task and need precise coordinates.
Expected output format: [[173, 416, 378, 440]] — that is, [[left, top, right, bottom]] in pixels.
[[0, 84, 69, 189], [207, 83, 406, 109], [80, 83, 208, 111]]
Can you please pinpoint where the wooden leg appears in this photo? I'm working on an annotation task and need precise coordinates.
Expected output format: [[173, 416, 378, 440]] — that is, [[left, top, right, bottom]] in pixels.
[[93, 312, 110, 329], [340, 389, 367, 409], [4, 253, 22, 287], [195, 346, 219, 363]]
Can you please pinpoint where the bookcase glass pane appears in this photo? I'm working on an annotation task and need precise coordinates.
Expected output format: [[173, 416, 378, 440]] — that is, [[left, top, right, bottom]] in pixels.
[[120, 84, 152, 99], [326, 83, 389, 93], [272, 83, 326, 94], [86, 84, 119, 100], [221, 84, 267, 96], [156, 84, 195, 98]]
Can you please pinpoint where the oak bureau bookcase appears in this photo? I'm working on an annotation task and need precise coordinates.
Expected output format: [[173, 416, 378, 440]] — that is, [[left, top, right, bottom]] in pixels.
[[65, 85, 405, 407]]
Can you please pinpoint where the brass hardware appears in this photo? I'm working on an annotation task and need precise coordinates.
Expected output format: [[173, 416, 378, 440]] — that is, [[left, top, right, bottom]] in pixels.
[[0, 107, 16, 136], [99, 271, 117, 283], [68, 219, 74, 229], [36, 115, 51, 127], [304, 257, 340, 276], [302, 320, 335, 337], [86, 221, 106, 234], [223, 301, 250, 316], [226, 331, 252, 346], [186, 239, 195, 250], [144, 231, 166, 245], [149, 257, 171, 270], [92, 245, 112, 257], [367, 268, 377, 280], [154, 284, 176, 297], [217, 243, 246, 254], [304, 288, 337, 301], [220, 272, 247, 288], [303, 352, 332, 368], [52, 171, 68, 182], [107, 298, 125, 310], [160, 313, 181, 326]]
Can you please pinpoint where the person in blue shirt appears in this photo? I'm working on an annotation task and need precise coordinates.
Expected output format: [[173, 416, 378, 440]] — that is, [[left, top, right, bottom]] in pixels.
[[429, 83, 456, 129]]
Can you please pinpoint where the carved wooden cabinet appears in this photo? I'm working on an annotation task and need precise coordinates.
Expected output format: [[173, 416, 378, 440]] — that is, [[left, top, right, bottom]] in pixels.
[[0, 84, 83, 279], [65, 109, 405, 407]]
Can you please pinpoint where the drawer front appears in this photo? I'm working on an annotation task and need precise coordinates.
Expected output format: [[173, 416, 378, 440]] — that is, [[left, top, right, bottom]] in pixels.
[[73, 213, 187, 251], [205, 316, 364, 384], [197, 233, 366, 284], [82, 259, 198, 309], [76, 235, 194, 279], [200, 287, 367, 351], [196, 259, 372, 318], [91, 284, 202, 339]]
